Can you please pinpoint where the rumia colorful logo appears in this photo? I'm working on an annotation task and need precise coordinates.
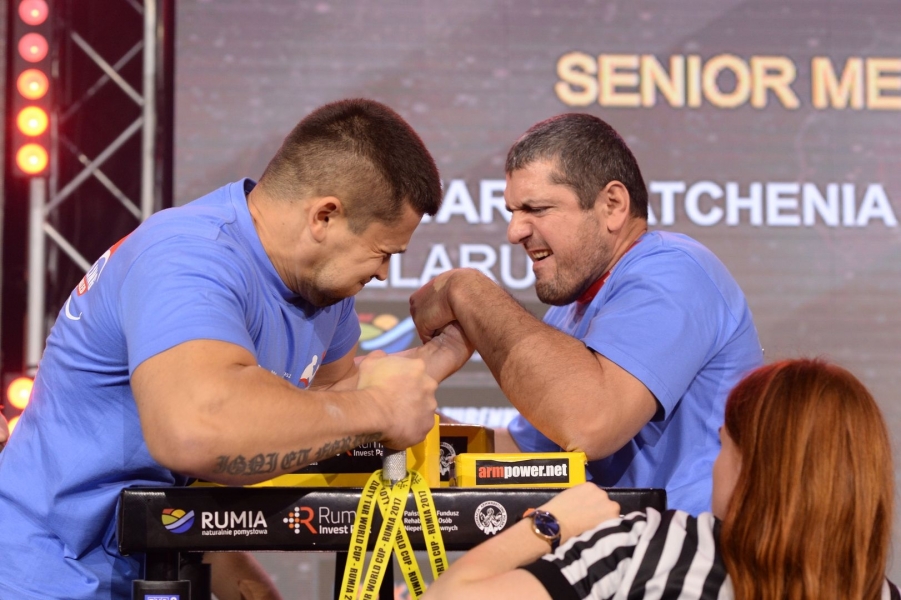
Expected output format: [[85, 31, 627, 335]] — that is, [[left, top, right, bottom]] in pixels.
[[359, 313, 416, 354], [161, 508, 195, 534]]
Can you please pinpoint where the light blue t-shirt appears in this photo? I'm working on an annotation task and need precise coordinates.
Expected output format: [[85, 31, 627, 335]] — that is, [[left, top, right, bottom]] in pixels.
[[0, 179, 360, 599], [509, 231, 762, 515]]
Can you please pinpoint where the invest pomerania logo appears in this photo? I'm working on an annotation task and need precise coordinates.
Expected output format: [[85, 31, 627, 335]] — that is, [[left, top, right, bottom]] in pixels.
[[284, 506, 316, 534], [161, 508, 195, 534], [283, 506, 354, 534], [475, 459, 570, 485]]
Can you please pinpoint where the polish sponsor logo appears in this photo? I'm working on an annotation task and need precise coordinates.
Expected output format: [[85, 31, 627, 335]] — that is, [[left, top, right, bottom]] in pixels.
[[404, 508, 461, 534], [199, 510, 268, 537], [344, 442, 385, 458], [283, 506, 316, 534], [161, 508, 195, 534], [475, 459, 570, 485], [284, 506, 355, 535], [474, 501, 507, 536]]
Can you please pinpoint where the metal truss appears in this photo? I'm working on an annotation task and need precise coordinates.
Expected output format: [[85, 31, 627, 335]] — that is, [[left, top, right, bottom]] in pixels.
[[25, 0, 173, 373]]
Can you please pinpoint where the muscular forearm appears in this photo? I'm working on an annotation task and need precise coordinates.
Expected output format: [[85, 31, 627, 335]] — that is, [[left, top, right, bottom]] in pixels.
[[442, 271, 652, 458], [443, 273, 593, 447], [148, 366, 388, 485]]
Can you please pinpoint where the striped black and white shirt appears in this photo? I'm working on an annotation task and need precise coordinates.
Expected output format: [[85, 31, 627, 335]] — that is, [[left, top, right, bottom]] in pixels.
[[520, 508, 901, 600]]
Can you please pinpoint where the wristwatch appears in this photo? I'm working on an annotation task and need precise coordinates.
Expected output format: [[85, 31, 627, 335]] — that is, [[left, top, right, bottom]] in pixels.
[[525, 509, 561, 551]]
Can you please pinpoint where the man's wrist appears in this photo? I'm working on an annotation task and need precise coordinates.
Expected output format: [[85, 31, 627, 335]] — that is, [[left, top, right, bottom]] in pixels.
[[444, 268, 493, 322], [354, 388, 392, 438]]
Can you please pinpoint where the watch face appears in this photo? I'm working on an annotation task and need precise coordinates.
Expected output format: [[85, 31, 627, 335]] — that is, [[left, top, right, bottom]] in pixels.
[[533, 510, 561, 539]]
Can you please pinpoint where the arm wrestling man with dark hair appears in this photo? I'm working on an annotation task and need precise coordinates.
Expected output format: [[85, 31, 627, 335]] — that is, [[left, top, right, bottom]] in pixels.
[[411, 113, 763, 515], [0, 99, 472, 600]]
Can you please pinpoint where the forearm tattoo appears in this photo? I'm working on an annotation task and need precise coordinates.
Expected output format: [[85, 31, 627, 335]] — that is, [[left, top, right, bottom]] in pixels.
[[213, 452, 279, 477], [212, 432, 382, 477]]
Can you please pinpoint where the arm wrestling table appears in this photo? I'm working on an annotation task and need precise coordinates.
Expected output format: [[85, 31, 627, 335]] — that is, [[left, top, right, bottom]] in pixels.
[[118, 485, 666, 600]]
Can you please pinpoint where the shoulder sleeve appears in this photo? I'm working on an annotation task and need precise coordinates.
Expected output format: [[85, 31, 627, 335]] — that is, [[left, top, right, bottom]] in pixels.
[[118, 237, 257, 375], [323, 297, 361, 364], [519, 559, 581, 600], [584, 249, 739, 416], [886, 578, 900, 600]]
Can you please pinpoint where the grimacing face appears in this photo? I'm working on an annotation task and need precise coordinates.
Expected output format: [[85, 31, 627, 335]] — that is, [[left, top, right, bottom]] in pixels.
[[302, 203, 421, 307], [505, 160, 613, 306]]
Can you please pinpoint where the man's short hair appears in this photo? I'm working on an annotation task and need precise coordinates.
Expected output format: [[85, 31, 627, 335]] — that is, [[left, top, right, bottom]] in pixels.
[[505, 113, 649, 219], [259, 99, 442, 233]]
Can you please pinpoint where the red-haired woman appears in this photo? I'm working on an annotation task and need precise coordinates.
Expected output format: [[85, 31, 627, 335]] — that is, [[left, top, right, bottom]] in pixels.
[[424, 359, 899, 599]]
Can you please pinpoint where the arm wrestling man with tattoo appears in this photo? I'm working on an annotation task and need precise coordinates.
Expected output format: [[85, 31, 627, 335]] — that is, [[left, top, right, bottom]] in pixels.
[[0, 99, 472, 600], [410, 113, 763, 516]]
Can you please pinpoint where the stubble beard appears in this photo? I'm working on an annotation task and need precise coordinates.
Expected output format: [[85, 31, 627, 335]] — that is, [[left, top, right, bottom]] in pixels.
[[534, 220, 612, 306], [297, 263, 352, 308]]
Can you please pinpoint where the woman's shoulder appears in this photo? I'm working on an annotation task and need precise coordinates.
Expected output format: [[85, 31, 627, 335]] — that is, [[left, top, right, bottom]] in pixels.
[[620, 508, 720, 534], [884, 578, 900, 600], [563, 508, 730, 599]]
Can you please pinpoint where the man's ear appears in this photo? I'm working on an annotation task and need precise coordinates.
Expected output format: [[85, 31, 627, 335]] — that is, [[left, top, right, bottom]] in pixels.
[[308, 196, 344, 242], [595, 181, 631, 233]]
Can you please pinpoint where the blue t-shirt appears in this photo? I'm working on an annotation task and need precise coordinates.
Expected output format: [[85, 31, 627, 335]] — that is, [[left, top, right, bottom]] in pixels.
[[509, 232, 762, 515], [0, 179, 360, 599]]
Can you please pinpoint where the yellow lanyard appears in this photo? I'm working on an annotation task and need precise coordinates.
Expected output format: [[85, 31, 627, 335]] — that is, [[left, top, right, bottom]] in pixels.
[[340, 469, 447, 599]]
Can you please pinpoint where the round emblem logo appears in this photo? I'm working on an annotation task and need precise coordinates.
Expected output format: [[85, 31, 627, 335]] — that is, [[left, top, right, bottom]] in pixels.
[[439, 441, 457, 477], [474, 501, 507, 535]]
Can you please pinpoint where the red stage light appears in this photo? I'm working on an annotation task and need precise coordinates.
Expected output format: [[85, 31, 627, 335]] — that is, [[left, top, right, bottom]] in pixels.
[[18, 0, 49, 26], [17, 106, 48, 137], [17, 69, 49, 100], [18, 33, 48, 63], [15, 144, 48, 175], [7, 377, 34, 410]]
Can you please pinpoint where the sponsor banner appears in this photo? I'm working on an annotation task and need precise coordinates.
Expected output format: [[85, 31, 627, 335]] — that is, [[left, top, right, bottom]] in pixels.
[[118, 486, 666, 554], [453, 452, 587, 488], [474, 459, 571, 485]]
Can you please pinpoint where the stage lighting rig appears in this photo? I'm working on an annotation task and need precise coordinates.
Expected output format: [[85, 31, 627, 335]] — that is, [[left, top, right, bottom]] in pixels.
[[11, 0, 52, 177]]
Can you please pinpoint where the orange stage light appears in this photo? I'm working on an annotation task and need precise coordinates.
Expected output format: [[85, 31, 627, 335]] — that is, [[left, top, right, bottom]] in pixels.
[[17, 69, 49, 100], [15, 144, 48, 175], [17, 106, 48, 137], [7, 377, 34, 410], [18, 33, 48, 62], [18, 0, 49, 26], [8, 416, 21, 436]]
